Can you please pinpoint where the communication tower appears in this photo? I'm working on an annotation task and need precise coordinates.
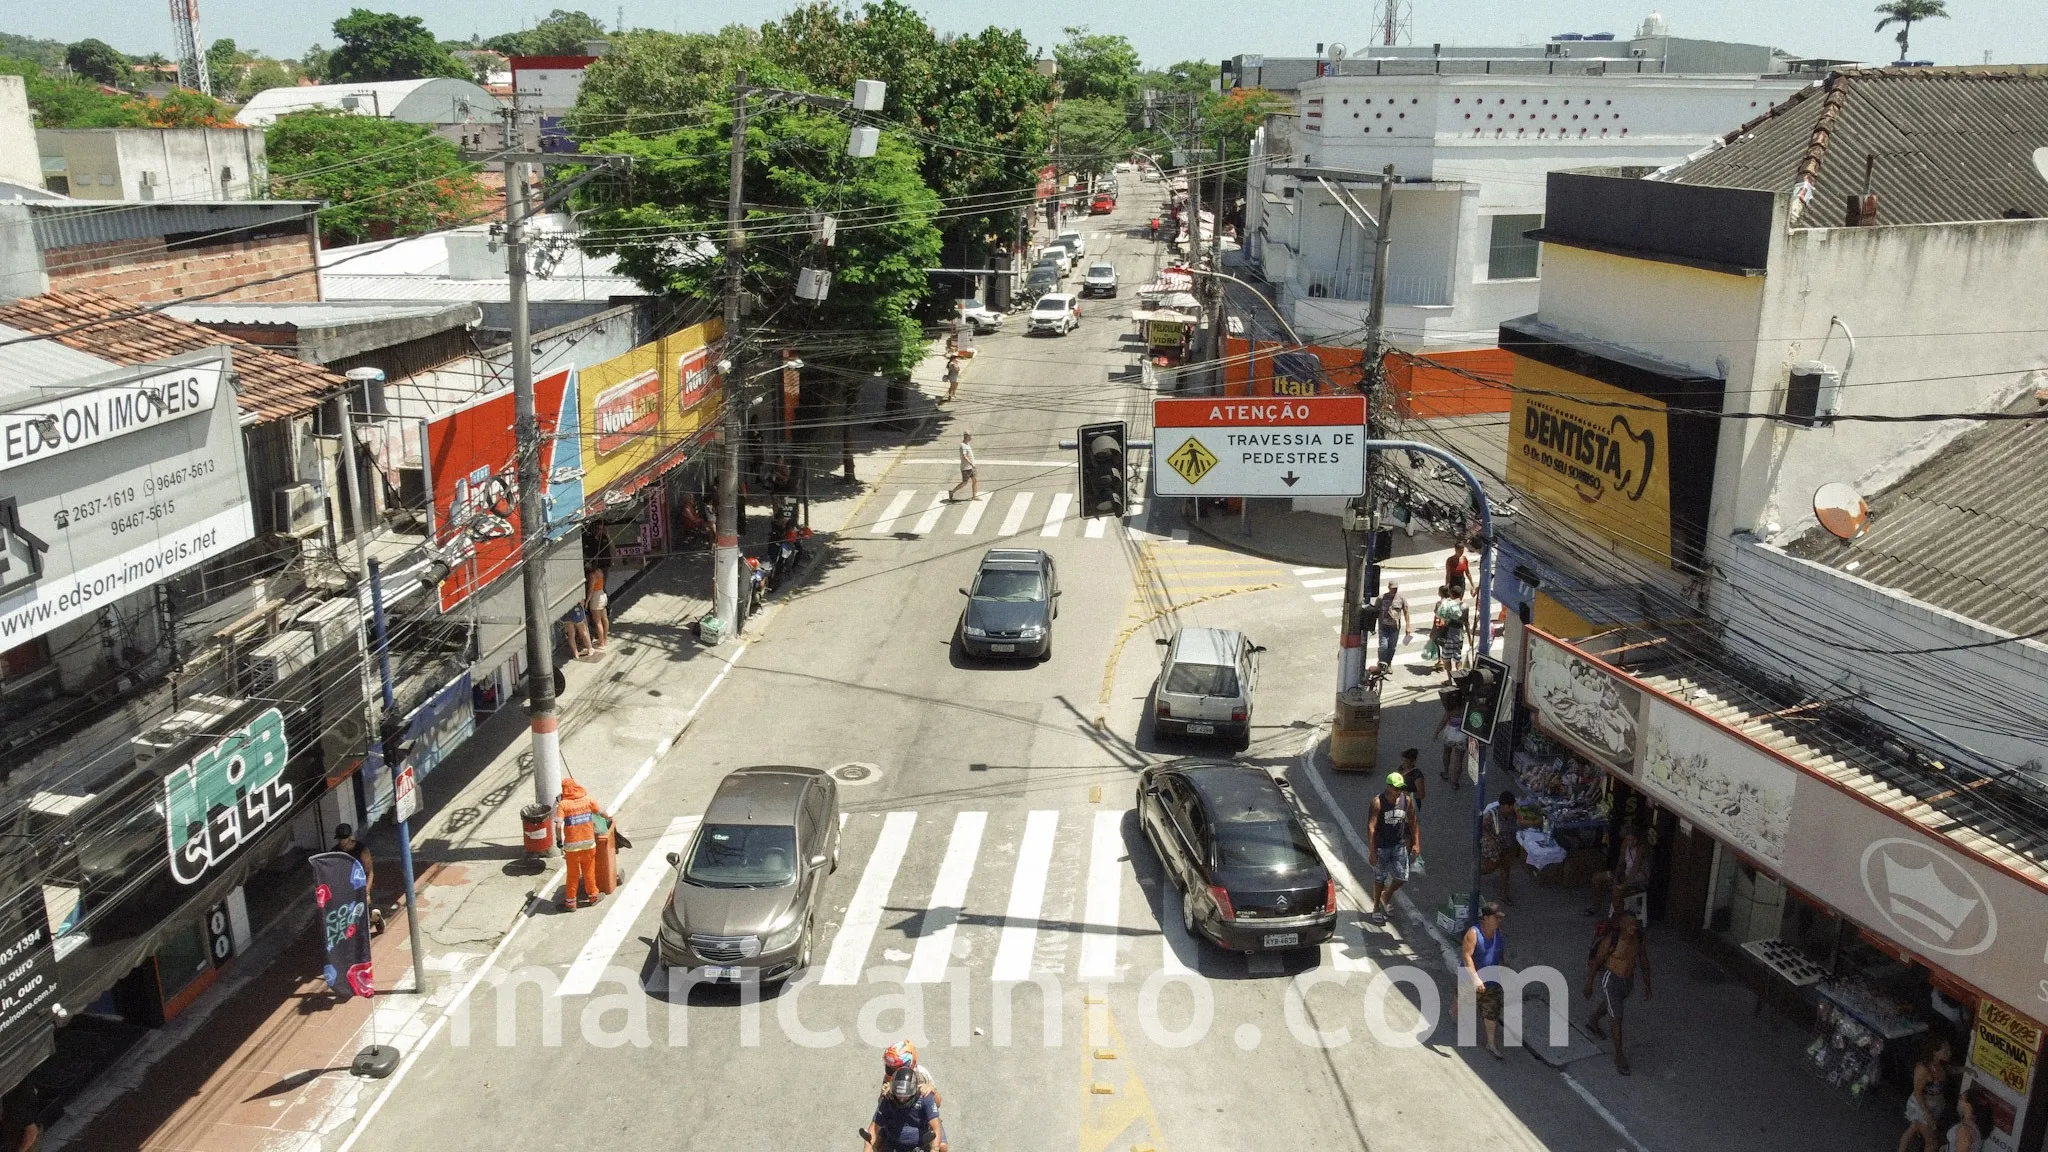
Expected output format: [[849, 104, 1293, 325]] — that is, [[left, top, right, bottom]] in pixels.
[[168, 0, 212, 95]]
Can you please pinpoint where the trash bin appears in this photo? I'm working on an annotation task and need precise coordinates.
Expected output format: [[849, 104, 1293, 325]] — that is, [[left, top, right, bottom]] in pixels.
[[520, 803, 555, 856], [1330, 686, 1381, 772], [594, 824, 618, 895]]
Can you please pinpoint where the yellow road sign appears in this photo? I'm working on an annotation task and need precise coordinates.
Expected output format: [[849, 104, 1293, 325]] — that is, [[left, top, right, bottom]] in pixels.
[[1165, 437, 1218, 486]]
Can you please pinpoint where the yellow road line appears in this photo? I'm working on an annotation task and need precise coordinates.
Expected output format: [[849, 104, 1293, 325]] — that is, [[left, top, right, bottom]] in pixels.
[[1079, 1008, 1165, 1152]]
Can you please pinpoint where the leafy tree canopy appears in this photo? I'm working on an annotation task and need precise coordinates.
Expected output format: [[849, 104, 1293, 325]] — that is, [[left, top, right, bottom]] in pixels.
[[564, 26, 797, 139], [1142, 60, 1218, 97], [1, 56, 236, 127], [65, 39, 132, 87], [578, 105, 943, 377], [327, 9, 470, 83], [235, 58, 302, 104], [1052, 97, 1132, 181], [1053, 25, 1140, 104], [300, 43, 333, 83], [266, 110, 486, 245], [483, 9, 611, 57], [0, 33, 65, 69]]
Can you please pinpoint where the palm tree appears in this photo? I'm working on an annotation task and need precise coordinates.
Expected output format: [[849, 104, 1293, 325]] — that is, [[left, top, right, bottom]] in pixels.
[[1874, 0, 1949, 62]]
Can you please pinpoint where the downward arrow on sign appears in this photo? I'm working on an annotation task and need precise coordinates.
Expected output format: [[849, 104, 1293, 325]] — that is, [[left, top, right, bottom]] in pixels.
[[1281, 472, 1300, 487]]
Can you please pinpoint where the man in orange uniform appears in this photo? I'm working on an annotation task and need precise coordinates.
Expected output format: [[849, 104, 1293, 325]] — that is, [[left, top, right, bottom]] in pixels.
[[554, 780, 614, 910]]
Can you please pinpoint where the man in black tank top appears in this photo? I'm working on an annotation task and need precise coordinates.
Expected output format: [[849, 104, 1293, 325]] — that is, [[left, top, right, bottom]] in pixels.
[[1366, 772, 1420, 926]]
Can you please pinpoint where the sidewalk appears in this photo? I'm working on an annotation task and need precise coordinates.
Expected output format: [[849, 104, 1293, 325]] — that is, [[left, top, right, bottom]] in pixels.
[[41, 347, 953, 1152]]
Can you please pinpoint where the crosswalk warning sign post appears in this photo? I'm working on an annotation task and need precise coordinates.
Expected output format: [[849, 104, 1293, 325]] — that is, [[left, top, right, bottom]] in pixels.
[[1165, 437, 1218, 486]]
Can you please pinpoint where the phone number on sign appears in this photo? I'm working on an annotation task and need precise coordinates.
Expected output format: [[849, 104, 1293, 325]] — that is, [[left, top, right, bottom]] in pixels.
[[107, 499, 178, 536], [142, 457, 217, 496]]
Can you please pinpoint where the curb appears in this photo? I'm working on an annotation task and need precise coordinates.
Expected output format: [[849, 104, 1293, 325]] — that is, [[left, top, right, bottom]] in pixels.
[[1178, 508, 1344, 569]]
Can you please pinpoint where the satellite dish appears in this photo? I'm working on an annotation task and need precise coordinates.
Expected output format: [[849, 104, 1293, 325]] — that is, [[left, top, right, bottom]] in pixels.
[[1329, 42, 1348, 62], [2033, 146, 2048, 186], [1814, 481, 1870, 540]]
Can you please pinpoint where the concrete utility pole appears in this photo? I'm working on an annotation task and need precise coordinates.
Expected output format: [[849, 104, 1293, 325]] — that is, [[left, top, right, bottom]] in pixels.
[[713, 70, 751, 636], [1337, 164, 1397, 694]]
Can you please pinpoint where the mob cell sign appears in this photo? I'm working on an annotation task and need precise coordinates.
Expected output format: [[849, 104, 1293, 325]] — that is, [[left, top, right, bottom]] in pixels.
[[0, 351, 255, 647], [165, 707, 293, 885]]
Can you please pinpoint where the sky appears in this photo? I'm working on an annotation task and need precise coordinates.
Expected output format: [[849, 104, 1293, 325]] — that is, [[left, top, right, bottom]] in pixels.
[[8, 0, 2039, 70]]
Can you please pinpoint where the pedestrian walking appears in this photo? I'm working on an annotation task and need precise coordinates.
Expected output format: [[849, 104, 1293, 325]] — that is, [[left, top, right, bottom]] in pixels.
[[947, 432, 978, 502], [554, 779, 614, 911], [1396, 747, 1427, 810], [585, 566, 610, 649], [1585, 908, 1653, 1075], [1435, 689, 1466, 790], [1365, 772, 1419, 926], [1424, 585, 1469, 677], [1587, 824, 1651, 915], [1898, 1038, 1955, 1152], [1445, 540, 1474, 600], [561, 603, 593, 660], [944, 345, 963, 403], [1460, 901, 1510, 1059], [331, 823, 386, 934], [1947, 1088, 1987, 1152], [1479, 789, 1521, 904], [1373, 585, 1410, 669]]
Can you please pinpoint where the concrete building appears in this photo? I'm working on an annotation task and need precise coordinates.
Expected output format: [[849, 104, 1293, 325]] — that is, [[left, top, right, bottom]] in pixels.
[[0, 75, 36, 189], [1, 197, 322, 303], [510, 55, 599, 152], [35, 127, 267, 202], [236, 78, 500, 128], [1245, 68, 1810, 368]]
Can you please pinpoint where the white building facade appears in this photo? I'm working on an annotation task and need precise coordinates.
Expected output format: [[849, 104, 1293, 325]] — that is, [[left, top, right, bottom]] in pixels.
[[35, 128, 267, 202], [1247, 70, 1809, 352]]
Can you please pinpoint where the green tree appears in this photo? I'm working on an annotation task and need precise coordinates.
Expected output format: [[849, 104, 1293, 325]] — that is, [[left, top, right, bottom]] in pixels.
[[327, 9, 469, 83], [0, 33, 66, 69], [1142, 59, 1218, 97], [1874, 0, 1948, 59], [577, 105, 943, 377], [1051, 97, 1131, 183], [300, 42, 332, 82], [266, 109, 487, 244], [2, 57, 146, 126], [565, 26, 784, 138], [235, 58, 300, 103], [1053, 26, 1140, 104], [483, 9, 611, 57], [64, 39, 132, 87]]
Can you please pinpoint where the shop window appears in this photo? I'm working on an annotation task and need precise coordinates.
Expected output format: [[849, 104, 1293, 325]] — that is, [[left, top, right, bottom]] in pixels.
[[1, 637, 51, 681], [1487, 213, 1543, 280]]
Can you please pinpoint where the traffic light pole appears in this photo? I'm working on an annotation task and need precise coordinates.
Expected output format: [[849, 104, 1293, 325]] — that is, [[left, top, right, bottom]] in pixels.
[[1360, 439, 1495, 926]]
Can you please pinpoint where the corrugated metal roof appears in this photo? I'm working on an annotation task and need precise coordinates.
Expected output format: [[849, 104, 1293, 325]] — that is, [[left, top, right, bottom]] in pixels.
[[238, 79, 500, 126], [0, 322, 122, 406], [1664, 69, 2048, 225], [0, 291, 346, 423], [1637, 662, 2048, 884], [26, 199, 320, 251], [1786, 395, 2048, 637], [161, 301, 475, 330], [321, 275, 645, 303]]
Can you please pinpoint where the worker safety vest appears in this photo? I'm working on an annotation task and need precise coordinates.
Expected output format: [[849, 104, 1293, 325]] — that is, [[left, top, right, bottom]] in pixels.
[[559, 796, 600, 850]]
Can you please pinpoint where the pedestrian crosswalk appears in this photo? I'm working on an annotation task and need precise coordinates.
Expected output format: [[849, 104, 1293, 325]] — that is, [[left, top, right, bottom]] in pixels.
[[576, 805, 1382, 992], [862, 488, 1183, 543], [1292, 544, 1505, 652]]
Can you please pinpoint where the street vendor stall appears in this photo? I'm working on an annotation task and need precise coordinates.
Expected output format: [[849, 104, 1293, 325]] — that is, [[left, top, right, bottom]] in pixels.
[[1132, 308, 1197, 366], [1509, 728, 1610, 878]]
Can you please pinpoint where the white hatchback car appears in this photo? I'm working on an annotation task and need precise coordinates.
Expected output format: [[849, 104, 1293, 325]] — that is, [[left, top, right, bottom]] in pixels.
[[1028, 293, 1080, 336], [1058, 230, 1087, 258]]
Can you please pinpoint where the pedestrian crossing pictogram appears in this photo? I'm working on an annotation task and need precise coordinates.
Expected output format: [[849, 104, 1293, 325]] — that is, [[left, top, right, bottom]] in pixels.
[[1165, 437, 1219, 486]]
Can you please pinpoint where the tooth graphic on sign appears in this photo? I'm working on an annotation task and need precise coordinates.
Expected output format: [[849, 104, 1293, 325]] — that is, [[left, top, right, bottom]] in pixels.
[[1609, 415, 1657, 501]]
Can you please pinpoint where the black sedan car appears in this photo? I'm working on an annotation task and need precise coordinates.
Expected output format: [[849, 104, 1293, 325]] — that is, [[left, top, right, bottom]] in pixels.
[[1137, 760, 1336, 953], [956, 547, 1058, 659]]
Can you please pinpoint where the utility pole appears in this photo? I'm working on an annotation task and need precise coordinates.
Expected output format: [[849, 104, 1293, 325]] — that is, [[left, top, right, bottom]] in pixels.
[[1337, 164, 1397, 694], [713, 70, 750, 637]]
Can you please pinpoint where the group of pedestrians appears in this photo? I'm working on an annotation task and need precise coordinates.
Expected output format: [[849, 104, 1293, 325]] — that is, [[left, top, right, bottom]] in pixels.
[[1367, 539, 1482, 681], [561, 565, 611, 661], [1899, 1039, 1990, 1152]]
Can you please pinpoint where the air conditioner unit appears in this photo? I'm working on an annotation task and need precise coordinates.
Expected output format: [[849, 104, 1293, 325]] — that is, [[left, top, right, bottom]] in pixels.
[[132, 699, 236, 769], [274, 482, 325, 538], [243, 631, 315, 692], [294, 596, 361, 655]]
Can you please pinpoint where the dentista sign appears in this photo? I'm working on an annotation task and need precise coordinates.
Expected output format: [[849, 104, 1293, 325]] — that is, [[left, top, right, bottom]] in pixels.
[[0, 361, 224, 472]]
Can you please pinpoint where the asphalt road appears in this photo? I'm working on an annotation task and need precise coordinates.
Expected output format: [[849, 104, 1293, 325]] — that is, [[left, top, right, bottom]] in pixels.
[[351, 186, 1622, 1152]]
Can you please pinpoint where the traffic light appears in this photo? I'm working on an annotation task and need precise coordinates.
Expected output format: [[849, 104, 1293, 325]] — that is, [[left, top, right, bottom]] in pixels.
[[1077, 421, 1128, 517], [1460, 655, 1511, 745]]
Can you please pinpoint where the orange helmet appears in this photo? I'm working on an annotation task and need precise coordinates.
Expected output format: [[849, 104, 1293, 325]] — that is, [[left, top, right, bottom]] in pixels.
[[882, 1040, 919, 1074]]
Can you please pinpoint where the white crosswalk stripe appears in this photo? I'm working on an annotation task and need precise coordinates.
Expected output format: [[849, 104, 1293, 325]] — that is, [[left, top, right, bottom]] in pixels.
[[996, 492, 1035, 537], [910, 492, 949, 535], [953, 492, 991, 533], [559, 806, 1383, 991], [1084, 516, 1107, 539], [1040, 492, 1072, 536], [870, 490, 916, 535]]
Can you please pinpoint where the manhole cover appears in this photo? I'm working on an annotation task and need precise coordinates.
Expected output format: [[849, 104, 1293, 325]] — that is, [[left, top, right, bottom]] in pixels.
[[831, 762, 881, 786]]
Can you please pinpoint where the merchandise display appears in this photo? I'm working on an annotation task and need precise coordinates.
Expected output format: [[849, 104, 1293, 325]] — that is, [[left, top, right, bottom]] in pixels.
[[1512, 729, 1609, 832], [1807, 997, 1885, 1101]]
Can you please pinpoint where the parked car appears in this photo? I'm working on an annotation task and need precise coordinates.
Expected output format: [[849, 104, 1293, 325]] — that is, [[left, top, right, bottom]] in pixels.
[[1037, 242, 1074, 272], [1137, 759, 1337, 954], [1089, 193, 1115, 215], [1081, 263, 1118, 297], [956, 547, 1058, 659], [1152, 626, 1262, 750], [658, 765, 841, 984], [960, 298, 1003, 333], [1057, 229, 1087, 258], [1025, 264, 1061, 296], [1028, 293, 1080, 336]]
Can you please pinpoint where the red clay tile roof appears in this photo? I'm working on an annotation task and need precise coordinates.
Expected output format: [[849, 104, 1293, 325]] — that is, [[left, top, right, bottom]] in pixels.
[[0, 289, 344, 423]]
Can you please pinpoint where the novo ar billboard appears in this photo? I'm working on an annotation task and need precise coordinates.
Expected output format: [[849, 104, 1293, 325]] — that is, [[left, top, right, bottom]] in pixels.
[[0, 350, 254, 647]]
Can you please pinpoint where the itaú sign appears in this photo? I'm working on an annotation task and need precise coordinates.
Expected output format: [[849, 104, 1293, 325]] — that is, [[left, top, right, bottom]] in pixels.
[[0, 361, 224, 472]]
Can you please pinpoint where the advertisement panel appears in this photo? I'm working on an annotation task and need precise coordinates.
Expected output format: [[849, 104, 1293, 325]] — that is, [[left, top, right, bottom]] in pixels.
[[164, 707, 293, 886], [423, 369, 582, 613], [1970, 998, 2040, 1101], [1639, 692, 1799, 869], [0, 883, 58, 1094], [1221, 337, 1367, 398], [1506, 357, 1673, 565], [573, 319, 724, 511], [1524, 630, 1641, 774], [0, 352, 254, 647]]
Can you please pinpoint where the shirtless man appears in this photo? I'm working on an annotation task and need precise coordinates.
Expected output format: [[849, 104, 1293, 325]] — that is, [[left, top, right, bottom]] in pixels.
[[1585, 909, 1653, 1075]]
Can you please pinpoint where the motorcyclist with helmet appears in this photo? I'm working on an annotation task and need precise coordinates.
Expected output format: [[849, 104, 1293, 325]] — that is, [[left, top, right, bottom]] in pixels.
[[865, 1042, 945, 1151]]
